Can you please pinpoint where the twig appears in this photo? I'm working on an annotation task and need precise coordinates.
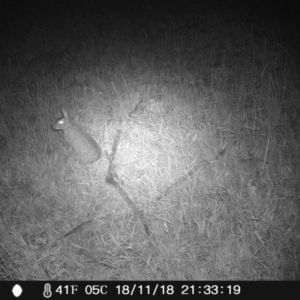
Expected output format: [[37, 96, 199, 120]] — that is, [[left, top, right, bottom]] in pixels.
[[107, 177, 150, 236], [105, 130, 150, 236], [63, 219, 95, 238], [156, 158, 210, 200]]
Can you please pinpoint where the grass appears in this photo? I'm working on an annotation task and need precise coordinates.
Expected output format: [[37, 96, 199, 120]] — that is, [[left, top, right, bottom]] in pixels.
[[0, 0, 299, 280]]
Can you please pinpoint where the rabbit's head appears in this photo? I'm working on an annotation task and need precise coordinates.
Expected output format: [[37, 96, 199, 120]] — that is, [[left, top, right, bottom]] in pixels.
[[53, 107, 71, 130]]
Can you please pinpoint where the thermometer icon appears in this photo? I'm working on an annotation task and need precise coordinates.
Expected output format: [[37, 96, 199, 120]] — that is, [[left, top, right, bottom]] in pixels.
[[43, 283, 52, 298]]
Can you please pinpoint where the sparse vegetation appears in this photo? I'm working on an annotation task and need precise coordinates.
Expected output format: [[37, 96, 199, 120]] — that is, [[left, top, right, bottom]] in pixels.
[[0, 0, 299, 280]]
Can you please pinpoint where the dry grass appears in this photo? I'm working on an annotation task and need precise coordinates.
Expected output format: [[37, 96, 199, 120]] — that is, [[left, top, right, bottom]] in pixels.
[[0, 1, 299, 280]]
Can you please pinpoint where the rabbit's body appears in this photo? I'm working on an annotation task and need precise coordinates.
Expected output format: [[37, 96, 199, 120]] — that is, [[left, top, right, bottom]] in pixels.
[[53, 108, 101, 164]]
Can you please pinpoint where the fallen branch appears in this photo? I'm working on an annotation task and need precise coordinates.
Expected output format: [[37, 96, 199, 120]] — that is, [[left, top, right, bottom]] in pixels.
[[105, 130, 150, 236]]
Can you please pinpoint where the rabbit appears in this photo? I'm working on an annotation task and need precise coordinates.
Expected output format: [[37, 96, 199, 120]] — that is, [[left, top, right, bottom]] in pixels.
[[53, 107, 101, 164]]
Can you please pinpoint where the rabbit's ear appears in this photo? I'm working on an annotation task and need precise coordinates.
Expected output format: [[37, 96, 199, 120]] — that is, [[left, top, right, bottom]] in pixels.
[[61, 107, 69, 120]]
